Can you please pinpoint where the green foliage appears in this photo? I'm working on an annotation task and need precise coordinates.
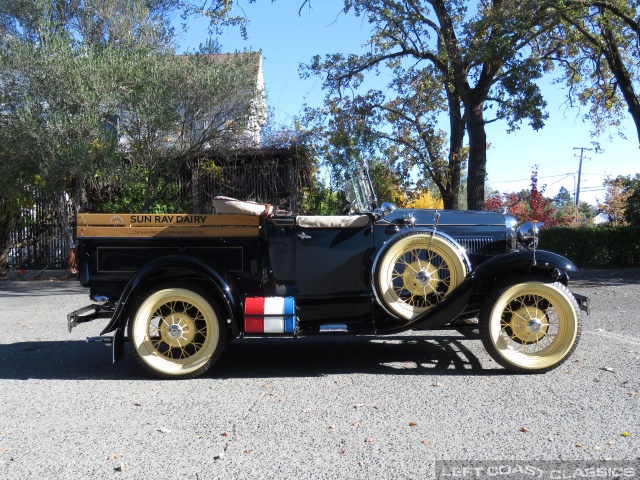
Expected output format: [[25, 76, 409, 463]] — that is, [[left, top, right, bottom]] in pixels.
[[303, 95, 413, 207], [304, 1, 560, 210], [96, 167, 190, 214], [605, 174, 640, 225], [367, 159, 408, 207], [540, 225, 640, 268], [546, 0, 640, 144], [299, 182, 345, 215], [0, 0, 260, 264], [0, 2, 260, 213], [553, 186, 574, 208]]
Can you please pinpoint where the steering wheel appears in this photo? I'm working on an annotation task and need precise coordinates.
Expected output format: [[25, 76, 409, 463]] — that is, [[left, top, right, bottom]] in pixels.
[[342, 199, 357, 215]]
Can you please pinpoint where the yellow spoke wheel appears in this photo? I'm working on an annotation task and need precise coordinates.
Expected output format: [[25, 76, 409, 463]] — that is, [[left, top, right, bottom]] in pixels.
[[129, 285, 226, 379], [480, 277, 580, 373], [374, 232, 468, 320]]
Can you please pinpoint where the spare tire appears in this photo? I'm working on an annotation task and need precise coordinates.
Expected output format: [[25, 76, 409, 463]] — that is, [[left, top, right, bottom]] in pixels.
[[373, 231, 468, 320]]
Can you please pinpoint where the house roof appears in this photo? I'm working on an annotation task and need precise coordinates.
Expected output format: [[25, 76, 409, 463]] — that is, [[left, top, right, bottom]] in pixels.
[[177, 52, 262, 76]]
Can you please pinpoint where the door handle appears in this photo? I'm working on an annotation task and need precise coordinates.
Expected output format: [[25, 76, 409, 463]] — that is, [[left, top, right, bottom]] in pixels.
[[297, 232, 312, 240]]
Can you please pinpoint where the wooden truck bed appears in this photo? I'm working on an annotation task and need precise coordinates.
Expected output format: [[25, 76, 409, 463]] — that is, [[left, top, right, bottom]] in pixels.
[[76, 213, 261, 238]]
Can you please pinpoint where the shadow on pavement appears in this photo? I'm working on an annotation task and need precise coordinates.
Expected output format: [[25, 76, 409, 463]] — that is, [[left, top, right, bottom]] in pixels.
[[0, 280, 87, 297], [573, 277, 640, 288], [0, 335, 508, 380]]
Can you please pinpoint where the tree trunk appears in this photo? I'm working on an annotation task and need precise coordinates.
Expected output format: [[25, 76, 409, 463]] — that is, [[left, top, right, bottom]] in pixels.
[[601, 19, 640, 147], [191, 159, 203, 213], [465, 103, 488, 211], [445, 89, 465, 210]]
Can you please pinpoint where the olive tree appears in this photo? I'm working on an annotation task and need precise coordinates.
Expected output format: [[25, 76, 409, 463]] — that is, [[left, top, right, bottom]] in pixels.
[[0, 0, 261, 270]]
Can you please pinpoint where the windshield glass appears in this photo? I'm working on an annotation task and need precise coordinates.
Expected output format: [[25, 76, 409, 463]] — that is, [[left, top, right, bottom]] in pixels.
[[345, 162, 377, 213]]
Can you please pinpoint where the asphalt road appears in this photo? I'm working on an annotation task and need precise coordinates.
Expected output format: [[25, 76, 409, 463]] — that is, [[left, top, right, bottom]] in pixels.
[[0, 277, 638, 479]]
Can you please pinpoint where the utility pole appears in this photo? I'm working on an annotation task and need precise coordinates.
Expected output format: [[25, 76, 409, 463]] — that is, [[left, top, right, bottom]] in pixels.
[[573, 147, 592, 206]]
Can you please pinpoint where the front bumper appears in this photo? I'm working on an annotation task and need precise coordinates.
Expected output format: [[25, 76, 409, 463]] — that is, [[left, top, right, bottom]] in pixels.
[[573, 293, 591, 315]]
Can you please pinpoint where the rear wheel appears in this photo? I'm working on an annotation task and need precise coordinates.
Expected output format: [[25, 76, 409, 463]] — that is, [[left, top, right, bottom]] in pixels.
[[480, 276, 580, 373], [128, 284, 227, 379]]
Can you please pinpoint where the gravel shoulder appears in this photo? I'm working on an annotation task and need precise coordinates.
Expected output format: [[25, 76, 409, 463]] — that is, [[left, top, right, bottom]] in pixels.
[[0, 277, 638, 479]]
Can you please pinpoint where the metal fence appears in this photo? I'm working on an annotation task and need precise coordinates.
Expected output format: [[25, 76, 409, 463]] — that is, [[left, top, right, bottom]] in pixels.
[[4, 147, 312, 271], [6, 197, 74, 272], [182, 148, 312, 213]]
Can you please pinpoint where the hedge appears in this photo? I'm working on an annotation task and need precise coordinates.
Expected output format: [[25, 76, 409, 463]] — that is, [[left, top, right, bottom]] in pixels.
[[539, 226, 640, 269]]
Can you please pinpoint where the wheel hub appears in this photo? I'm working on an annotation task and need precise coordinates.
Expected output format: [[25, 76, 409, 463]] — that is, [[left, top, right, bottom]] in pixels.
[[159, 314, 196, 348], [507, 305, 549, 343], [415, 269, 431, 286], [167, 324, 184, 339], [527, 318, 543, 334], [403, 262, 439, 296]]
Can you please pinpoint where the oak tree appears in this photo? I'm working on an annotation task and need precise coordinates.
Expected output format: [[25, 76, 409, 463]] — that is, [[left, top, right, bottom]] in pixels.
[[547, 0, 640, 145], [304, 0, 557, 209]]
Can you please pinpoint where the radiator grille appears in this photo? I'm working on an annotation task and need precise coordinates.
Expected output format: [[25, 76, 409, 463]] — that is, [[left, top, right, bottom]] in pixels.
[[455, 237, 499, 267]]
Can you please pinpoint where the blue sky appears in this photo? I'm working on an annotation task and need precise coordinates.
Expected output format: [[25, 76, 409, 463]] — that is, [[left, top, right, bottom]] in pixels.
[[177, 1, 638, 206]]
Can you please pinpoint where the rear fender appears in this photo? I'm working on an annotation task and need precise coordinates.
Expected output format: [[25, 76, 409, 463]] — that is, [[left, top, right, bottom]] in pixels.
[[100, 255, 240, 338]]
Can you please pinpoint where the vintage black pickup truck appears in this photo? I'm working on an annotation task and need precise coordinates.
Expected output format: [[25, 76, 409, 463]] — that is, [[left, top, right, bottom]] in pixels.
[[68, 189, 590, 379]]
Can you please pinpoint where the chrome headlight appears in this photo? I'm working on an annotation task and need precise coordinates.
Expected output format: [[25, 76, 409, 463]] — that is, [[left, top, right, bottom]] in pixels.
[[517, 221, 543, 249], [379, 202, 396, 216]]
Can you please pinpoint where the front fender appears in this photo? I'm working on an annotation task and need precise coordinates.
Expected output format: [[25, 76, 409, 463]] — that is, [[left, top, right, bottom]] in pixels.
[[99, 255, 240, 337], [393, 250, 578, 332], [471, 249, 578, 282]]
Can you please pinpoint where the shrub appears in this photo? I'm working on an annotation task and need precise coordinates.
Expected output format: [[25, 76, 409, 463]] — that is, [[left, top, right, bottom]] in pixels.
[[539, 226, 640, 269]]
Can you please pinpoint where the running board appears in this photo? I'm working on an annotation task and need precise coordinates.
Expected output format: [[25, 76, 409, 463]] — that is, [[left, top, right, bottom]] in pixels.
[[319, 324, 348, 333], [86, 336, 113, 346]]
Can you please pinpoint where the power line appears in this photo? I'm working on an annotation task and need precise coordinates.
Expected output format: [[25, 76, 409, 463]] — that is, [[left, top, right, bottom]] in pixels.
[[581, 172, 616, 177], [491, 173, 576, 184], [547, 174, 575, 187]]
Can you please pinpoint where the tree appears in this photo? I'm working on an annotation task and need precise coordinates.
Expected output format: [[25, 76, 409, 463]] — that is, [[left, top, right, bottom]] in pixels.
[[547, 0, 640, 144], [407, 190, 444, 209], [577, 200, 597, 221], [484, 166, 573, 225], [615, 174, 640, 225], [0, 0, 261, 271], [554, 186, 574, 208], [305, 0, 558, 210], [304, 63, 464, 208], [304, 96, 411, 207], [599, 175, 636, 225]]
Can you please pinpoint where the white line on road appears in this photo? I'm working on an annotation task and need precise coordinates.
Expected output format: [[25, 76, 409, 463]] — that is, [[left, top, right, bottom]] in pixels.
[[584, 329, 640, 346]]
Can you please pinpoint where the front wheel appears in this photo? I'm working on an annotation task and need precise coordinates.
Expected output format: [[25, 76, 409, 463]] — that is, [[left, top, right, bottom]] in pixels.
[[480, 277, 580, 373], [128, 284, 227, 379]]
